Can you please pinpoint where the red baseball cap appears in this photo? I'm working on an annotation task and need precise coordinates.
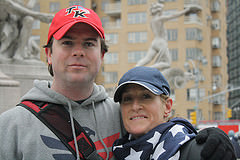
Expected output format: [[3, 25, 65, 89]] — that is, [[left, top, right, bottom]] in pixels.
[[46, 5, 105, 46]]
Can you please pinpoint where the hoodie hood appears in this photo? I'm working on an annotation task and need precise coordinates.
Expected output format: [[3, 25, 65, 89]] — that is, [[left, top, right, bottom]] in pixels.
[[21, 80, 108, 107]]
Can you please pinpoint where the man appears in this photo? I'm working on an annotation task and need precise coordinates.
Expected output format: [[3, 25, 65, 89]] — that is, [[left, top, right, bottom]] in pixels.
[[0, 5, 235, 160], [0, 5, 123, 160]]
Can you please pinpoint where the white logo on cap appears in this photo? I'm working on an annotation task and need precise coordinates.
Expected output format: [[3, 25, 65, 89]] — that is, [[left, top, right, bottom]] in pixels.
[[66, 6, 90, 18]]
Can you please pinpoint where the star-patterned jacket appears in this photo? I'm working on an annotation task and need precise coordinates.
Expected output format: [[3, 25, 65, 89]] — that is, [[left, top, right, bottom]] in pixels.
[[112, 117, 197, 160]]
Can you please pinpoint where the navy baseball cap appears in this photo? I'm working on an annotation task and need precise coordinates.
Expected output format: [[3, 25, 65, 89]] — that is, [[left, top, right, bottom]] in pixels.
[[114, 66, 170, 102]]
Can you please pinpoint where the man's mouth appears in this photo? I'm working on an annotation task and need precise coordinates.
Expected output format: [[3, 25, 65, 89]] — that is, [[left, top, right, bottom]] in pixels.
[[69, 64, 86, 68]]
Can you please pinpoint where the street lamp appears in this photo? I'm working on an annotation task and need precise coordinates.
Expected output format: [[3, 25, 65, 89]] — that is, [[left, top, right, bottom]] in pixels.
[[184, 56, 208, 126]]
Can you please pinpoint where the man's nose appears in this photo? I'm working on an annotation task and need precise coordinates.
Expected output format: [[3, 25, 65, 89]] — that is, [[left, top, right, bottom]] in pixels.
[[72, 45, 85, 57]]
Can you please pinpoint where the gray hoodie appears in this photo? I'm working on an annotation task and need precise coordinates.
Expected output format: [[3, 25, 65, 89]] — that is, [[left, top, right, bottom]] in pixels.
[[0, 80, 124, 160]]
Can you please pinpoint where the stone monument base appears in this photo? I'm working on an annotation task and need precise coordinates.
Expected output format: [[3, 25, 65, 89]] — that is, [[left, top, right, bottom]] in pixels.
[[0, 71, 20, 113], [0, 59, 52, 113]]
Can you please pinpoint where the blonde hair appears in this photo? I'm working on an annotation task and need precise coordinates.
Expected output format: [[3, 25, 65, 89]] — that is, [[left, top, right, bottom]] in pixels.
[[160, 94, 169, 103]]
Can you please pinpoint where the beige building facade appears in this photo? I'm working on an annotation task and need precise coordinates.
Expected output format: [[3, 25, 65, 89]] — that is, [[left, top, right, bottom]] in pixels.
[[33, 0, 228, 122]]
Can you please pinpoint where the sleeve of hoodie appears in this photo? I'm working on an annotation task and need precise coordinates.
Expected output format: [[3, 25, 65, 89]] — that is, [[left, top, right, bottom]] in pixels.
[[0, 107, 24, 160], [0, 106, 46, 160]]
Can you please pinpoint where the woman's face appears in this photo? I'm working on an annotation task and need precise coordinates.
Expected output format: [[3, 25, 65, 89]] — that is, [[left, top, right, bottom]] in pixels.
[[120, 84, 172, 139]]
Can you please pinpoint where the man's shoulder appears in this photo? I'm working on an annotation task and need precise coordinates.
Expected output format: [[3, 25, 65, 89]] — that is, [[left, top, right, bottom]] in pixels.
[[0, 106, 22, 118], [0, 106, 32, 127], [101, 97, 120, 111]]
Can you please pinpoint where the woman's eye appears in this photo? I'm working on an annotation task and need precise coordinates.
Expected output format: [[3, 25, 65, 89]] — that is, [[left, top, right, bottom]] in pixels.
[[122, 96, 132, 103], [143, 94, 151, 99]]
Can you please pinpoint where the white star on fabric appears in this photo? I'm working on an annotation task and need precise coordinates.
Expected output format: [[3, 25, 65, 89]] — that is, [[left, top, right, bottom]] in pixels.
[[113, 145, 123, 151], [147, 131, 161, 149], [125, 148, 143, 160], [169, 125, 185, 137], [179, 135, 190, 145], [151, 141, 165, 159], [169, 150, 180, 160]]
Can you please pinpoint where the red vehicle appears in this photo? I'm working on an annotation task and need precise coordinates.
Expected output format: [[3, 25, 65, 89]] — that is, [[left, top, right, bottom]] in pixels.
[[198, 120, 240, 134]]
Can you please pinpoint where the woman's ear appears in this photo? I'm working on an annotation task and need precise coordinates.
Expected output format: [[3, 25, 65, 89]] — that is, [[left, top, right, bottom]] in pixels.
[[164, 98, 172, 119]]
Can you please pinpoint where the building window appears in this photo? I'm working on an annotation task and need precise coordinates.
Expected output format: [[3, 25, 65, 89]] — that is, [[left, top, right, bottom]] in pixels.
[[104, 72, 118, 84], [49, 2, 60, 13], [167, 29, 178, 41], [30, 35, 40, 45], [186, 28, 203, 41], [212, 19, 221, 30], [33, 2, 40, 11], [101, 16, 110, 27], [212, 56, 221, 67], [128, 12, 147, 24], [214, 112, 222, 120], [213, 74, 222, 88], [32, 20, 40, 29], [169, 48, 178, 61], [101, 1, 107, 10], [105, 33, 119, 44], [211, 0, 220, 12], [128, 51, 146, 63], [187, 88, 205, 101], [104, 53, 118, 64], [212, 37, 221, 49], [128, 32, 147, 43], [69, 0, 85, 6], [128, 0, 147, 5], [186, 48, 202, 60], [32, 2, 40, 29], [163, 9, 178, 21]]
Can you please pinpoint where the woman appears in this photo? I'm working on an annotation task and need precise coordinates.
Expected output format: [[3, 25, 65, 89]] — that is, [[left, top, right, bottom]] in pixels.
[[112, 66, 198, 160]]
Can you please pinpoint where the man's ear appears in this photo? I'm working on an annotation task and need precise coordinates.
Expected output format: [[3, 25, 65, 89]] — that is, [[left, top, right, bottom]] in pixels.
[[101, 52, 104, 60], [46, 48, 52, 64]]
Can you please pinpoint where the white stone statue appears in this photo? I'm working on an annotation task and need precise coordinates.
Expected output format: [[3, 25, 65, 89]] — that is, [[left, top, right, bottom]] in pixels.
[[0, 0, 54, 61], [136, 0, 200, 89]]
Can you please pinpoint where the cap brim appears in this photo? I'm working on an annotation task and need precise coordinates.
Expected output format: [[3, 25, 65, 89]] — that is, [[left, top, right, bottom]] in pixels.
[[113, 81, 164, 102], [53, 20, 104, 40]]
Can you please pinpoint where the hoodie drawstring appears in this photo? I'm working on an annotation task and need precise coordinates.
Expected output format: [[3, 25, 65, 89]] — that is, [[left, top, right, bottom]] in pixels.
[[92, 101, 109, 160], [67, 100, 80, 160]]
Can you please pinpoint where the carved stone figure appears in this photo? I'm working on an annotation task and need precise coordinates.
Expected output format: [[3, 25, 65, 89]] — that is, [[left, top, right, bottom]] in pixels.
[[136, 1, 200, 89], [0, 0, 54, 61]]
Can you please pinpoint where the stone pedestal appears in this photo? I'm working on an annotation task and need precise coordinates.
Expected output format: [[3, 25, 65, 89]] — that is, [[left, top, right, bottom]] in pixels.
[[0, 71, 20, 113], [0, 60, 52, 113]]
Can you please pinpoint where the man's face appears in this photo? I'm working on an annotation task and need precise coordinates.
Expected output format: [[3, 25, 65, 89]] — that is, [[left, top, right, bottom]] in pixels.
[[47, 23, 103, 86], [120, 84, 171, 139]]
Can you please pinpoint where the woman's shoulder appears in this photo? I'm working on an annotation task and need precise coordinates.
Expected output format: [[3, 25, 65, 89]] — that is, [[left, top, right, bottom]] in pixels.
[[179, 138, 203, 160]]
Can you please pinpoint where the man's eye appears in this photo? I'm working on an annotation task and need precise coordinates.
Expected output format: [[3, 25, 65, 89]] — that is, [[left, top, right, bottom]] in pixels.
[[62, 41, 73, 46], [84, 42, 94, 47]]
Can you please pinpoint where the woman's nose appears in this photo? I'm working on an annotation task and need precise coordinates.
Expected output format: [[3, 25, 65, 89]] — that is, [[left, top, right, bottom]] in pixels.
[[131, 99, 143, 111]]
